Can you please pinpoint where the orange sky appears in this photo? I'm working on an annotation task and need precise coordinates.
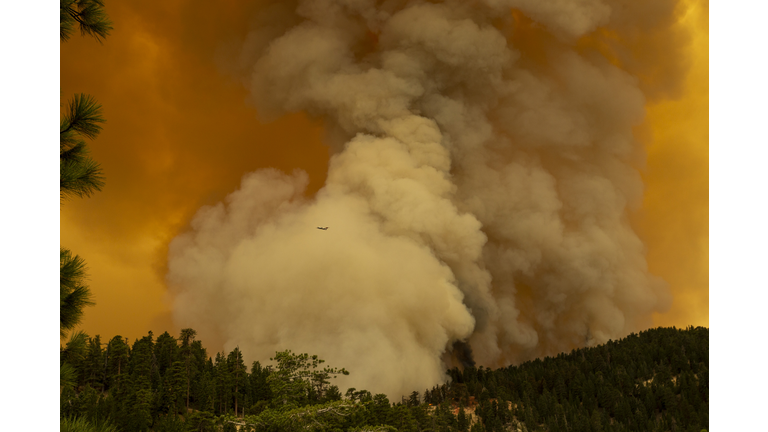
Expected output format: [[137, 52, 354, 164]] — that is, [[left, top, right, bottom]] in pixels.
[[638, 0, 709, 329], [60, 0, 708, 346]]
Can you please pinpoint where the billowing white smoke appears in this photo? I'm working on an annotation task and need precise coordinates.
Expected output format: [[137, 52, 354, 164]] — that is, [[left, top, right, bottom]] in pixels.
[[168, 0, 673, 398]]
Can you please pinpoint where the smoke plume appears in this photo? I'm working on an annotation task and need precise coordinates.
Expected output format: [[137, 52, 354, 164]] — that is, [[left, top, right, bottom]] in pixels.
[[168, 0, 686, 399]]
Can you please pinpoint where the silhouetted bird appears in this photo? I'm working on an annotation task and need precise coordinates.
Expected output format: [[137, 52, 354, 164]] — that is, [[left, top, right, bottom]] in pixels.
[[317, 227, 329, 230]]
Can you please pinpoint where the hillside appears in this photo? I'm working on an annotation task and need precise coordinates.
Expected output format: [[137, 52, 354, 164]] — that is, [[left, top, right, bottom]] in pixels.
[[436, 325, 709, 431]]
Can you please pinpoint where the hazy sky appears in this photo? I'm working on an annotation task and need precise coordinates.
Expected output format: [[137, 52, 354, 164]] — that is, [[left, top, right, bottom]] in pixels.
[[60, 0, 708, 356], [61, 1, 329, 341]]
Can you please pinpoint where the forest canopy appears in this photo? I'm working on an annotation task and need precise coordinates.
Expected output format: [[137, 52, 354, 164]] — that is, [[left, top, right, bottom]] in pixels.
[[60, 326, 709, 432]]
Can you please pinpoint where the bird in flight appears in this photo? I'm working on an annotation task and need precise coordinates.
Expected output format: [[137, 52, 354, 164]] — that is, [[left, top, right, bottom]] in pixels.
[[317, 227, 329, 230]]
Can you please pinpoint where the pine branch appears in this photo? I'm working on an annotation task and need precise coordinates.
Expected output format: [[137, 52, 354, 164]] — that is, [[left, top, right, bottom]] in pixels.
[[60, 284, 93, 337], [60, 94, 106, 201], [60, 93, 105, 139], [60, 140, 88, 164], [60, 154, 105, 200], [62, 330, 90, 364], [60, 248, 88, 288], [60, 0, 113, 43], [60, 363, 78, 392], [59, 132, 82, 156], [60, 248, 95, 338]]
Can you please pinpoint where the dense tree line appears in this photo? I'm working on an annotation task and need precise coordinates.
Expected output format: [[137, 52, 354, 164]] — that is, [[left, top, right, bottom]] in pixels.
[[60, 326, 707, 431], [440, 325, 709, 432]]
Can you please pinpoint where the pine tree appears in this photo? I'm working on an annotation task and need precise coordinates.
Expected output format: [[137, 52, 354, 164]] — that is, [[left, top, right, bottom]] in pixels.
[[214, 352, 233, 414], [128, 333, 154, 389], [105, 336, 130, 392], [189, 339, 210, 410], [158, 360, 186, 416], [184, 410, 216, 432], [369, 393, 392, 426], [407, 390, 420, 407], [457, 405, 470, 432], [125, 388, 153, 432], [227, 347, 248, 416], [195, 369, 217, 414], [323, 385, 342, 402], [154, 331, 179, 378], [249, 361, 272, 407], [83, 335, 105, 391], [179, 328, 197, 412], [60, 0, 112, 342], [392, 404, 420, 432]]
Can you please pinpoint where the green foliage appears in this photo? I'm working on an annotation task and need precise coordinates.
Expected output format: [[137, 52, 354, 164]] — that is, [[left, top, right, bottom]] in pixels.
[[154, 332, 179, 377], [450, 326, 709, 432], [61, 362, 79, 394], [238, 400, 363, 432], [214, 352, 233, 414], [60, 93, 106, 201], [407, 390, 420, 407], [153, 414, 186, 432], [457, 405, 470, 432], [122, 387, 153, 431], [62, 330, 90, 366], [184, 411, 216, 432], [83, 335, 106, 390], [228, 347, 249, 415], [390, 404, 419, 432], [61, 416, 120, 432], [157, 361, 186, 416], [180, 328, 198, 411], [60, 0, 111, 350], [59, 10, 114, 432], [60, 249, 95, 338], [346, 388, 373, 403], [128, 333, 155, 388], [60, 0, 113, 43], [268, 350, 349, 408], [247, 360, 272, 413], [59, 326, 707, 432], [105, 335, 130, 392], [61, 93, 106, 140], [61, 330, 94, 414]]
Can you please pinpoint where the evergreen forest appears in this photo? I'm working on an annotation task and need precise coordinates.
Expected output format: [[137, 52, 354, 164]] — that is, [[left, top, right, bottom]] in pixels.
[[60, 326, 709, 432]]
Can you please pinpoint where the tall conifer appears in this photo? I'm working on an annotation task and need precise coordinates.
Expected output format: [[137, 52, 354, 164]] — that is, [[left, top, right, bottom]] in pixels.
[[60, 0, 112, 341]]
